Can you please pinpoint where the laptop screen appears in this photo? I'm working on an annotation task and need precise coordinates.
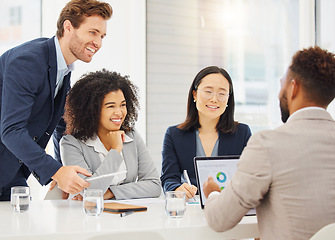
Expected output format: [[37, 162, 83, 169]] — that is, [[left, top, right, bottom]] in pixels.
[[194, 155, 256, 216], [194, 155, 239, 209]]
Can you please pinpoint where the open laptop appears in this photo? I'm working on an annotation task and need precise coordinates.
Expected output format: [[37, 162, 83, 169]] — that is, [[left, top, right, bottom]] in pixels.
[[194, 155, 256, 216]]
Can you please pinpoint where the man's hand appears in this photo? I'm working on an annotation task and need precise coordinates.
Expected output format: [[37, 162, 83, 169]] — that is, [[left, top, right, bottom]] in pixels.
[[51, 166, 92, 194], [203, 176, 221, 198], [49, 180, 57, 190], [175, 183, 197, 200]]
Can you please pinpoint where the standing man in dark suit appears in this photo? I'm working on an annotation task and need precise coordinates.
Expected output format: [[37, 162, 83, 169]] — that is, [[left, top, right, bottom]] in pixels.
[[0, 0, 113, 201]]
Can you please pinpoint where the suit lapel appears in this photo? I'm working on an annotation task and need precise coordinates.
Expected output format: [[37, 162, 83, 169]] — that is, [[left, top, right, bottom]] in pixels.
[[53, 74, 70, 118], [180, 130, 196, 163], [47, 37, 57, 100], [39, 37, 58, 134], [45, 37, 71, 134], [218, 131, 225, 155]]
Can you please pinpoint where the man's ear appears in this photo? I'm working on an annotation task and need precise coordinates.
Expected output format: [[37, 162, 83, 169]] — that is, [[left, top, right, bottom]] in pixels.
[[63, 20, 73, 35], [290, 79, 299, 99]]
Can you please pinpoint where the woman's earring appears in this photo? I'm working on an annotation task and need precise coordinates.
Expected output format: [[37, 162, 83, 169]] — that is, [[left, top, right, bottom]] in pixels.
[[194, 99, 196, 102], [226, 105, 228, 107]]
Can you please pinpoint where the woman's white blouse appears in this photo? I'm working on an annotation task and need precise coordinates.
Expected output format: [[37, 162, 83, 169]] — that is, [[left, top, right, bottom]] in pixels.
[[84, 135, 128, 186]]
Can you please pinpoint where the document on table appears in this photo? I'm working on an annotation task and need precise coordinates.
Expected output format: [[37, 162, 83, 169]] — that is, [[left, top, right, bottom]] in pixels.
[[44, 171, 127, 200], [86, 171, 127, 182], [106, 197, 165, 206], [44, 184, 64, 200]]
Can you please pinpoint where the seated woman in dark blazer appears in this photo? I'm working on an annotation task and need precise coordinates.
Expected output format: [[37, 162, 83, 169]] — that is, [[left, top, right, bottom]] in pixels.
[[161, 66, 251, 199], [60, 69, 161, 200]]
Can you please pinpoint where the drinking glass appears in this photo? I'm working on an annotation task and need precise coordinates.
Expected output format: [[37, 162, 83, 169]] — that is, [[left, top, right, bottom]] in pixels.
[[165, 191, 186, 218], [11, 186, 30, 213], [83, 189, 103, 216]]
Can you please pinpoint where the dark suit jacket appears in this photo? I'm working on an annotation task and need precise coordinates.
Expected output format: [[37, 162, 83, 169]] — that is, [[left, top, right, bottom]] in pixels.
[[160, 123, 251, 192], [0, 37, 70, 192]]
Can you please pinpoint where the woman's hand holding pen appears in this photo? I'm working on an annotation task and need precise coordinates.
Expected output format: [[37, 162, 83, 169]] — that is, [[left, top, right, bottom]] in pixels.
[[176, 183, 197, 200], [106, 130, 125, 153]]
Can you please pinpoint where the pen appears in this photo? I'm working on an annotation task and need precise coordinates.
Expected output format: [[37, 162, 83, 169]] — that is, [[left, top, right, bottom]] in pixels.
[[120, 211, 134, 217], [183, 170, 196, 201]]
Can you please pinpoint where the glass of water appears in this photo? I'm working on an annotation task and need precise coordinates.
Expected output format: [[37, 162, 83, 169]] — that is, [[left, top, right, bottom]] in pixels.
[[165, 191, 186, 218], [83, 189, 103, 216], [11, 186, 30, 213]]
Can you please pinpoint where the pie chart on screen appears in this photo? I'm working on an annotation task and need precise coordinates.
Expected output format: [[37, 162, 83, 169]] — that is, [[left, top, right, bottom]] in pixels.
[[216, 172, 227, 183]]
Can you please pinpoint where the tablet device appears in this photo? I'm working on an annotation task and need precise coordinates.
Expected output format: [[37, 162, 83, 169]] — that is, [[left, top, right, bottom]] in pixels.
[[194, 155, 256, 216]]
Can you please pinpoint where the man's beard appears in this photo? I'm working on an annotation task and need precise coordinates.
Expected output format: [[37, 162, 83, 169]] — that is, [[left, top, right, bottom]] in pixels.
[[279, 91, 290, 123], [69, 32, 93, 63]]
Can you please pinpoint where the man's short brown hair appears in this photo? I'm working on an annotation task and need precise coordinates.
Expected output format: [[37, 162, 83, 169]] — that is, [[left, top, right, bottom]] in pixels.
[[56, 0, 112, 38]]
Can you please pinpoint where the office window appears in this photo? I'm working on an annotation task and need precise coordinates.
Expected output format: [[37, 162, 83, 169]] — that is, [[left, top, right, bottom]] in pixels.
[[9, 6, 22, 25], [0, 0, 41, 54], [316, 0, 335, 118], [146, 0, 302, 172]]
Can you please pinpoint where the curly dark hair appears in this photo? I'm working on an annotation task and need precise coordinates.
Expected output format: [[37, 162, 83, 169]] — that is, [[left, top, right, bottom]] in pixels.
[[178, 66, 238, 133], [289, 46, 335, 105], [64, 69, 139, 141], [56, 0, 113, 38]]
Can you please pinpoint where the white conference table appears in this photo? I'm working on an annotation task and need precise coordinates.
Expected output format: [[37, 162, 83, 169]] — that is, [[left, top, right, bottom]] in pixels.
[[0, 198, 259, 240]]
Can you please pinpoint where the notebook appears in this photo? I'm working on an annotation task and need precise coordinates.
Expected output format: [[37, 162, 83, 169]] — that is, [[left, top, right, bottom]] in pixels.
[[103, 202, 147, 214], [194, 155, 256, 216]]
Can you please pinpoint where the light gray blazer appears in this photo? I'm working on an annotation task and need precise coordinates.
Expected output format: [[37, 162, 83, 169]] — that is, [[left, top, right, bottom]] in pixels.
[[60, 130, 161, 200], [204, 108, 335, 240]]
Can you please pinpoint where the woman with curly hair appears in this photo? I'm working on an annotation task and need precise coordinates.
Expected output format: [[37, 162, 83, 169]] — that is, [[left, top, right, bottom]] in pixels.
[[60, 69, 161, 200]]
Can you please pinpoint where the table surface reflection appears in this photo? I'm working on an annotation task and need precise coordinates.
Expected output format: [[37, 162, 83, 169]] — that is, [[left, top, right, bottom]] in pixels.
[[0, 198, 259, 239]]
